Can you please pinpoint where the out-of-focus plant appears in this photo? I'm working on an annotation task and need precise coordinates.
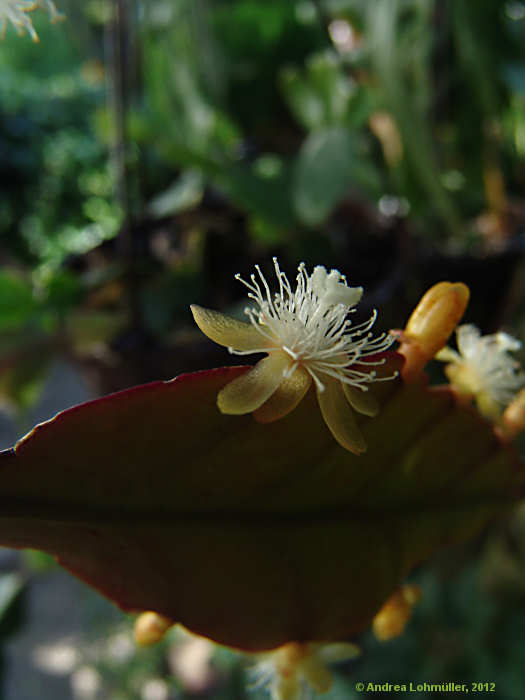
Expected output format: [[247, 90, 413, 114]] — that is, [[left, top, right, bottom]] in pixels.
[[4, 0, 525, 411]]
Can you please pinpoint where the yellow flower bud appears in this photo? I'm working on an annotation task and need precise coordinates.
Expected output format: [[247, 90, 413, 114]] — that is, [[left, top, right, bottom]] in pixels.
[[134, 611, 174, 647], [398, 282, 470, 380], [372, 584, 422, 641]]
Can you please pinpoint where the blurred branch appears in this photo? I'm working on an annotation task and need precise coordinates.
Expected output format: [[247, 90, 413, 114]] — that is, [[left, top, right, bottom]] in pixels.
[[107, 0, 141, 333], [311, 0, 333, 45]]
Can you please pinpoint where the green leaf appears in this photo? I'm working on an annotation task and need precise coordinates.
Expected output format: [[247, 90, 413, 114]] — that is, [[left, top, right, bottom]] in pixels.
[[281, 65, 327, 131], [0, 362, 521, 652], [293, 127, 379, 225], [217, 161, 296, 228], [0, 271, 37, 331]]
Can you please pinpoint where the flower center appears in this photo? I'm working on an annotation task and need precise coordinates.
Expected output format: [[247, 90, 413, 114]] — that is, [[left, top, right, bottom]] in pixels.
[[232, 258, 395, 391]]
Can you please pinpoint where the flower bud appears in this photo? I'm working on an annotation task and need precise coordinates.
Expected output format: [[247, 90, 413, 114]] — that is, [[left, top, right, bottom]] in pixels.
[[134, 611, 174, 646], [398, 282, 470, 380], [372, 584, 422, 641]]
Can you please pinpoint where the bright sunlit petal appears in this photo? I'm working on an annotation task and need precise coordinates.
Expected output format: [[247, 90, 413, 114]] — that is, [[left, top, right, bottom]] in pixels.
[[190, 305, 271, 352], [217, 352, 292, 415]]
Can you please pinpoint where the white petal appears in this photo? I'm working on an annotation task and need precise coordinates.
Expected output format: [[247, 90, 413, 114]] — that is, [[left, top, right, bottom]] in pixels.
[[311, 266, 328, 294], [495, 332, 521, 352], [456, 324, 481, 358], [434, 346, 461, 363]]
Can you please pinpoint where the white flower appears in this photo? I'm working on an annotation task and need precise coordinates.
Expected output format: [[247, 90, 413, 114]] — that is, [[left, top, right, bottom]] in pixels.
[[436, 324, 525, 416], [249, 641, 360, 700], [191, 258, 397, 454], [0, 0, 62, 41], [232, 260, 391, 392]]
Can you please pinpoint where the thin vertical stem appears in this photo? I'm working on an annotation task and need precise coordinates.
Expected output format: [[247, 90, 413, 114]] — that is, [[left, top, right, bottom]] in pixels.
[[107, 0, 141, 334]]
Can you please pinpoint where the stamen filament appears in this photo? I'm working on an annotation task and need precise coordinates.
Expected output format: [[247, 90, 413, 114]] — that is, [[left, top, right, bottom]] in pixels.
[[233, 259, 395, 392]]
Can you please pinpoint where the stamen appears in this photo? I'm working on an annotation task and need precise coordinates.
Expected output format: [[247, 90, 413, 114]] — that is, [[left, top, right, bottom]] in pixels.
[[234, 260, 395, 392]]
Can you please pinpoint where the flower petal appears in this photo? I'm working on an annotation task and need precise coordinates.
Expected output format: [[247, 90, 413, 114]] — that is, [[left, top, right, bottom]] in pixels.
[[434, 346, 461, 363], [190, 305, 270, 351], [217, 352, 292, 415], [316, 378, 366, 454], [274, 674, 300, 700], [317, 642, 361, 663], [253, 367, 312, 423], [342, 384, 379, 417], [300, 656, 332, 694], [456, 324, 480, 358]]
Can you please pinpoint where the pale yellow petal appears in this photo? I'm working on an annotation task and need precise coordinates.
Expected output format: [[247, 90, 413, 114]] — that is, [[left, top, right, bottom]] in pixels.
[[253, 366, 312, 423], [190, 304, 270, 351], [342, 384, 379, 417], [317, 642, 361, 663], [217, 352, 292, 415], [434, 346, 460, 362], [316, 377, 366, 454], [275, 674, 301, 700], [301, 656, 332, 694]]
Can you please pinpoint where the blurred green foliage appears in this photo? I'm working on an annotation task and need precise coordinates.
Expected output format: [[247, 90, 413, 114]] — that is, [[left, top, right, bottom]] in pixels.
[[3, 0, 525, 405]]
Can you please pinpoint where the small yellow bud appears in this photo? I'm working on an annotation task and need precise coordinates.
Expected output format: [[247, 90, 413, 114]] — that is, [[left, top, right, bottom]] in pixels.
[[397, 282, 470, 380], [134, 611, 174, 646], [372, 585, 422, 641]]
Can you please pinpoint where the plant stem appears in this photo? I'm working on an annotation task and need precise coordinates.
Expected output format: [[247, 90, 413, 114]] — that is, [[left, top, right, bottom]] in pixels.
[[107, 0, 141, 334]]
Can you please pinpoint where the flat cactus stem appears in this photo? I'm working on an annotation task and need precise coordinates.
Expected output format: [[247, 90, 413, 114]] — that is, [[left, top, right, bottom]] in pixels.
[[0, 362, 521, 651]]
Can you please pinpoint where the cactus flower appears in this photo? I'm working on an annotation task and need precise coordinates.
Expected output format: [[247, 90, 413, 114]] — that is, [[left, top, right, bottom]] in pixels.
[[436, 324, 525, 419], [191, 258, 396, 454], [251, 641, 360, 700], [0, 0, 62, 41]]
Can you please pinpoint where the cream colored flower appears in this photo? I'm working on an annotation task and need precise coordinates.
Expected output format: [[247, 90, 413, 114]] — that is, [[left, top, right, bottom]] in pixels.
[[436, 324, 525, 418], [191, 258, 396, 454], [250, 641, 360, 700], [0, 0, 63, 41]]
